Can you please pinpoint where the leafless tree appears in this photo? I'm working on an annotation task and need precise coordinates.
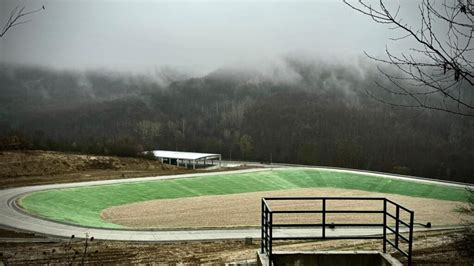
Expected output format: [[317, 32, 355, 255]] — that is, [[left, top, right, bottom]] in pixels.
[[1, 5, 44, 38], [344, 0, 474, 116]]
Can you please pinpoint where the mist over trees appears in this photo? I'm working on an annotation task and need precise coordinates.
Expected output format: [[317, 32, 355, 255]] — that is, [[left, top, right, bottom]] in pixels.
[[344, 0, 474, 117], [0, 57, 472, 182]]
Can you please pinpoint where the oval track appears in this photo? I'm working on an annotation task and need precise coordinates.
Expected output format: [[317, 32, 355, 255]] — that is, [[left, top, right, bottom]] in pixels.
[[0, 167, 467, 241]]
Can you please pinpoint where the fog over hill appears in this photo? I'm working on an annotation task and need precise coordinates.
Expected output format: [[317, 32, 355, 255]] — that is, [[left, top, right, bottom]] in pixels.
[[1, 0, 424, 73], [1, 57, 472, 183]]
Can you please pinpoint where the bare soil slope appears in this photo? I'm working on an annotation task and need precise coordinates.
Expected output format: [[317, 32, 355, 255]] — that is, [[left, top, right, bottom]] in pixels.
[[0, 150, 187, 188], [102, 188, 464, 229], [1, 228, 471, 265]]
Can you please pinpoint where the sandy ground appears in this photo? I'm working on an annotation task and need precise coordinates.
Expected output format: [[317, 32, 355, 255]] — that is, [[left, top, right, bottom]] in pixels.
[[102, 188, 465, 229]]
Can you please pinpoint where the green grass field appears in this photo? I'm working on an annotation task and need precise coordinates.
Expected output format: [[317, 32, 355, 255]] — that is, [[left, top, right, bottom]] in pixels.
[[20, 168, 469, 228]]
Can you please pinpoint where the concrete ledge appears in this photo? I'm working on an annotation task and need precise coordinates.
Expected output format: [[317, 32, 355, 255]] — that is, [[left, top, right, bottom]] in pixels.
[[257, 250, 402, 266]]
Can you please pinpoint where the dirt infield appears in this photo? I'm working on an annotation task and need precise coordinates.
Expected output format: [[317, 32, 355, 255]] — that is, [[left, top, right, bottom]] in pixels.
[[101, 188, 464, 229]]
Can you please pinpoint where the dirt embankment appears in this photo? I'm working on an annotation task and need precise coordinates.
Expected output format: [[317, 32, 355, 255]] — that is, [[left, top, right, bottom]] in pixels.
[[0, 150, 189, 188], [0, 228, 472, 265], [0, 150, 170, 177]]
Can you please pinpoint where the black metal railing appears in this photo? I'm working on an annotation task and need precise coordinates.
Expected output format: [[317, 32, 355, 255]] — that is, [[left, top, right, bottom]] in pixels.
[[261, 197, 414, 265]]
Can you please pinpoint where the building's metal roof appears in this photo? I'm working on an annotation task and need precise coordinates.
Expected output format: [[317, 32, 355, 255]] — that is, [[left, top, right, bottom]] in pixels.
[[150, 150, 220, 160]]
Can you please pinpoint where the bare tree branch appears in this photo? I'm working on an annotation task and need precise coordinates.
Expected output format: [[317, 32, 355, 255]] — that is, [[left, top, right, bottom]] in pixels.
[[344, 0, 474, 116], [0, 5, 44, 38]]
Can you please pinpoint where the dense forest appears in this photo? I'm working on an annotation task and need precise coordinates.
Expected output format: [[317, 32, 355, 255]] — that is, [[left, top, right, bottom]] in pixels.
[[0, 58, 472, 183]]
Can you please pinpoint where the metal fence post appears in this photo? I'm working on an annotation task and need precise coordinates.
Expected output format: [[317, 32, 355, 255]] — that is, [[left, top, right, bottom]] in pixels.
[[322, 198, 326, 239], [269, 211, 273, 262], [261, 199, 264, 254], [395, 205, 399, 248], [383, 199, 387, 253], [264, 204, 268, 255], [408, 211, 414, 266]]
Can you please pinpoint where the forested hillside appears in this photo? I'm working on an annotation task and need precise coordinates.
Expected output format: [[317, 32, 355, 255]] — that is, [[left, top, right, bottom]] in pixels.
[[0, 59, 472, 182]]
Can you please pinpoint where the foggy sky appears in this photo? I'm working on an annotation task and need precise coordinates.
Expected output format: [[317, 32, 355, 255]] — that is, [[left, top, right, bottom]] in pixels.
[[0, 0, 421, 76]]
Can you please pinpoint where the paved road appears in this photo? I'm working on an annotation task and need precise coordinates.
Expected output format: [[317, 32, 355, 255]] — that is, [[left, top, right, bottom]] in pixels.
[[0, 167, 467, 241]]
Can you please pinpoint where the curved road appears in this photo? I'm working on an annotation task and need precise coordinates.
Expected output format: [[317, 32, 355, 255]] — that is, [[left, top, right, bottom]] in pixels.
[[0, 167, 468, 241]]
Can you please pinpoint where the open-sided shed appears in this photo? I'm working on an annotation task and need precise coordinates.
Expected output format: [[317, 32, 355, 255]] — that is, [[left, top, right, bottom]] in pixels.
[[150, 150, 221, 169]]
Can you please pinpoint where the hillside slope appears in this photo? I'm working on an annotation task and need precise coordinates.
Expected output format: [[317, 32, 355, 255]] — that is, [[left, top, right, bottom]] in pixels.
[[0, 150, 186, 188]]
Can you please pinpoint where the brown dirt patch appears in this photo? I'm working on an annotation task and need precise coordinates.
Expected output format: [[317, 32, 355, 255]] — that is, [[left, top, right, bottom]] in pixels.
[[1, 229, 472, 265], [0, 150, 174, 178], [0, 150, 246, 188], [0, 150, 205, 188], [101, 188, 464, 229]]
